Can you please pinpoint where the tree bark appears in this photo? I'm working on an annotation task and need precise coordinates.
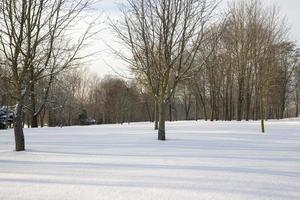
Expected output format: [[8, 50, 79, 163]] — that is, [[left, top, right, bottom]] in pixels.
[[296, 93, 299, 117], [30, 65, 39, 128], [158, 100, 166, 140], [260, 90, 265, 133], [154, 99, 159, 130], [195, 97, 198, 121], [169, 102, 172, 122], [31, 114, 38, 128], [237, 93, 243, 121], [260, 116, 265, 133], [14, 103, 25, 151], [245, 92, 251, 121]]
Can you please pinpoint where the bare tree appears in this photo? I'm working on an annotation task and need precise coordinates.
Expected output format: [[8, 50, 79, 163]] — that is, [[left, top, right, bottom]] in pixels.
[[112, 0, 219, 140], [0, 0, 95, 151]]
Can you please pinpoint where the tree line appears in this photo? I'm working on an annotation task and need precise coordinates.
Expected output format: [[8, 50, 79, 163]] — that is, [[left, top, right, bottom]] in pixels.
[[112, 0, 300, 138]]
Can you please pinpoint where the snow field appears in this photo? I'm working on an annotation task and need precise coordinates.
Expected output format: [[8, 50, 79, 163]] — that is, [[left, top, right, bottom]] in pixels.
[[0, 120, 299, 200]]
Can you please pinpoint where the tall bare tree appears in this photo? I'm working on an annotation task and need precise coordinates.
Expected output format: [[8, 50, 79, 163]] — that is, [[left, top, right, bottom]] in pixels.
[[112, 0, 219, 140], [0, 0, 94, 151]]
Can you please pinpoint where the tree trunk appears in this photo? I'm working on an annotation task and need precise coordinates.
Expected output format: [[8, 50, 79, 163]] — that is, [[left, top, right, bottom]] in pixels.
[[245, 92, 251, 121], [154, 100, 159, 130], [30, 65, 39, 128], [195, 97, 198, 121], [158, 100, 166, 140], [210, 91, 215, 121], [144, 101, 153, 122], [237, 96, 243, 121], [260, 91, 265, 133], [48, 109, 55, 127], [296, 93, 299, 117], [225, 87, 229, 121], [198, 92, 207, 120], [40, 108, 46, 127], [260, 117, 265, 133], [40, 116, 44, 128], [169, 102, 172, 121], [237, 82, 244, 121], [14, 103, 25, 151], [280, 96, 286, 119], [31, 114, 38, 128]]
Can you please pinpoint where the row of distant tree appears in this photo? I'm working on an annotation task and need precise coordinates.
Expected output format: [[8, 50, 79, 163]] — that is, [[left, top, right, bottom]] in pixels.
[[1, 58, 299, 129]]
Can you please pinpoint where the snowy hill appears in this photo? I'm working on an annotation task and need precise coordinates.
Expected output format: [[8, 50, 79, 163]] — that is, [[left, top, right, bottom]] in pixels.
[[0, 120, 299, 200]]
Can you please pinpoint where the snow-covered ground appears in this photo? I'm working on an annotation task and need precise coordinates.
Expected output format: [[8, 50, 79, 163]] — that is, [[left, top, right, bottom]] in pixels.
[[0, 120, 299, 200]]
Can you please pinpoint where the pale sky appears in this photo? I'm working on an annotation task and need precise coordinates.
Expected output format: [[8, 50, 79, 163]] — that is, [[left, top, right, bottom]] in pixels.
[[87, 0, 300, 77]]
